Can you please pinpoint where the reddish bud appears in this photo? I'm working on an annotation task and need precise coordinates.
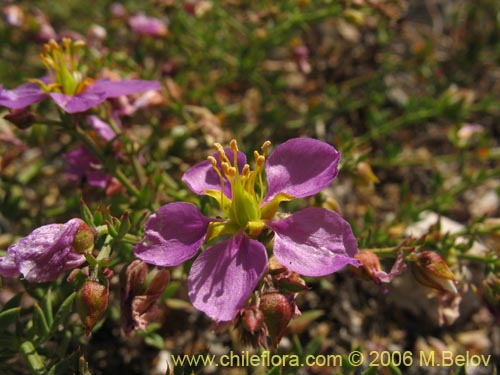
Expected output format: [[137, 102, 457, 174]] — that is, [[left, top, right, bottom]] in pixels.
[[260, 292, 294, 348], [76, 280, 109, 335], [409, 251, 457, 294]]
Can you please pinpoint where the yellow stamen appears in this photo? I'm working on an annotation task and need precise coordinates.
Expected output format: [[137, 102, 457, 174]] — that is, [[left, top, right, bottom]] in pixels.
[[261, 140, 271, 156], [242, 164, 250, 177], [208, 156, 225, 209], [221, 162, 230, 178]]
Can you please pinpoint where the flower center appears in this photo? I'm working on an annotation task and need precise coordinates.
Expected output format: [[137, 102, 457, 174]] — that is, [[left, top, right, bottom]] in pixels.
[[29, 38, 94, 96], [208, 140, 271, 230]]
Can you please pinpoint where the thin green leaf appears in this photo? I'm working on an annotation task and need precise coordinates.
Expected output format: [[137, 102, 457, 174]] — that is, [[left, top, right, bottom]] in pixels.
[[49, 292, 76, 336], [41, 289, 54, 328], [2, 293, 23, 311], [32, 304, 50, 341], [0, 307, 21, 330]]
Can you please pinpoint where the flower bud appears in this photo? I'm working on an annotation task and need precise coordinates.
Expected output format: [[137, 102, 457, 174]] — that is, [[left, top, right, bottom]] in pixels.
[[260, 292, 294, 348], [409, 251, 457, 294], [72, 222, 96, 255], [4, 109, 36, 129], [76, 280, 109, 335]]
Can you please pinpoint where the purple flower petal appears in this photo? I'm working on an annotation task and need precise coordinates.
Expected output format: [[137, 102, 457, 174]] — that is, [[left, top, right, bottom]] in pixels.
[[264, 138, 340, 202], [0, 82, 47, 109], [49, 80, 160, 113], [268, 208, 359, 277], [188, 234, 268, 321], [49, 91, 108, 113], [0, 250, 19, 278], [90, 79, 161, 98], [86, 170, 111, 189], [87, 115, 116, 141], [0, 218, 86, 282], [182, 149, 247, 199], [134, 203, 211, 267], [63, 146, 110, 188]]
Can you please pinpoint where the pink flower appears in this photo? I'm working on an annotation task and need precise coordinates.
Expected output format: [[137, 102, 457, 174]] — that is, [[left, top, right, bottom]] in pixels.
[[0, 39, 160, 113], [134, 138, 359, 321], [0, 219, 87, 282]]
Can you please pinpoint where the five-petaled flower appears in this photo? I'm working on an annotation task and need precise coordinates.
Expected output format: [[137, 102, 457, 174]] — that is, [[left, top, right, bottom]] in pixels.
[[0, 219, 90, 282], [134, 138, 359, 321], [0, 38, 160, 113]]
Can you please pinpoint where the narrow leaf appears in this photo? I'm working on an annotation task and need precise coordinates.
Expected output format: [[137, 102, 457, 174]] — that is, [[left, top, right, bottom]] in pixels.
[[32, 304, 50, 341], [0, 307, 21, 330]]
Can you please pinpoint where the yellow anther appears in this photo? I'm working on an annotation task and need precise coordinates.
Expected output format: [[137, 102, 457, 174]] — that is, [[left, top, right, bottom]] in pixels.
[[261, 140, 271, 155], [62, 38, 71, 49], [256, 155, 265, 167], [230, 139, 239, 153], [214, 143, 224, 154], [253, 150, 260, 161], [228, 166, 236, 177], [221, 162, 230, 176], [207, 155, 218, 167], [74, 40, 86, 49], [242, 164, 250, 176], [48, 39, 59, 50]]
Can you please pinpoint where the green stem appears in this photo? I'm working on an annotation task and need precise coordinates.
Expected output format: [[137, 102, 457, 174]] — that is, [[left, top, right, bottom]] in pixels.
[[456, 253, 498, 264], [369, 246, 415, 258], [95, 225, 141, 244], [20, 341, 47, 375]]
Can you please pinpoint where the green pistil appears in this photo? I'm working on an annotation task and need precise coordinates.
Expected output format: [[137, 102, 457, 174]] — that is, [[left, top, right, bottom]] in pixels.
[[207, 139, 271, 236]]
